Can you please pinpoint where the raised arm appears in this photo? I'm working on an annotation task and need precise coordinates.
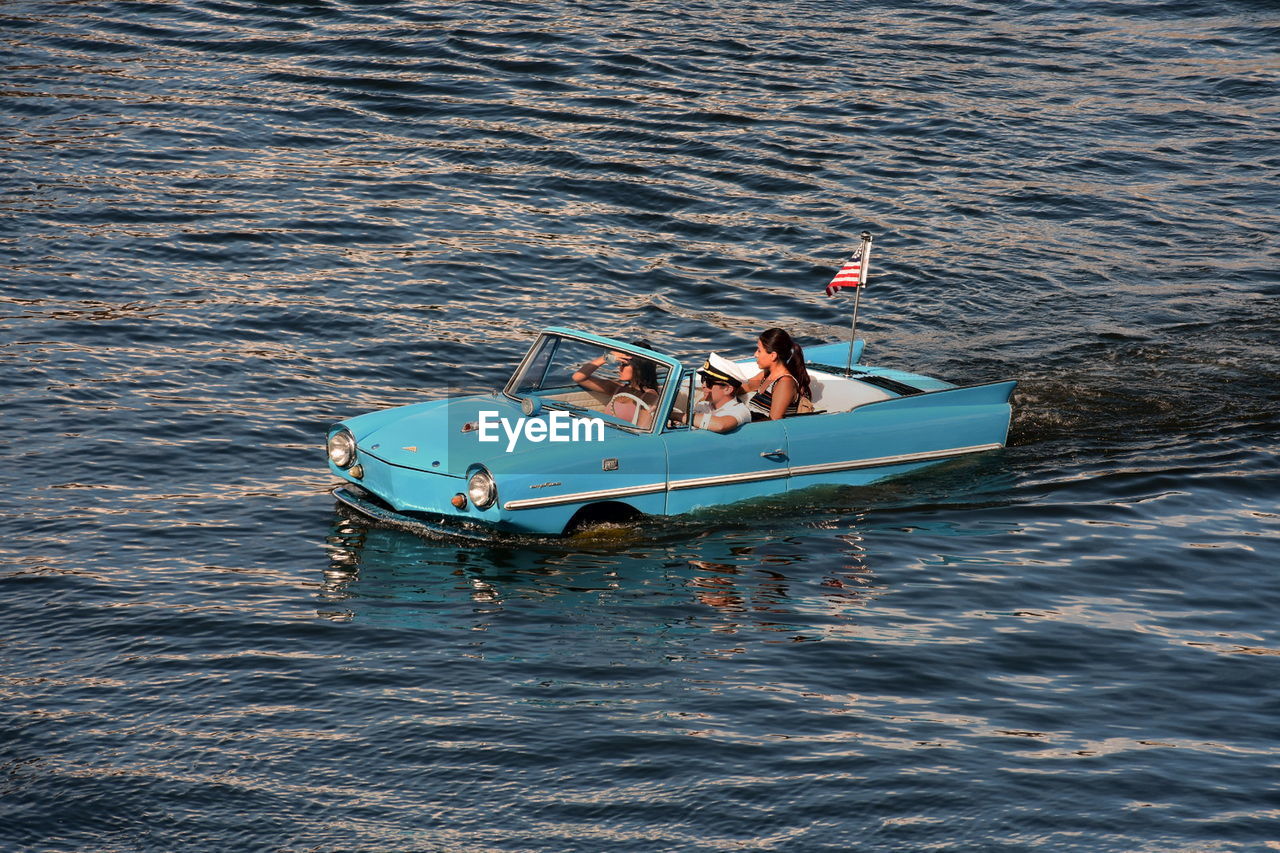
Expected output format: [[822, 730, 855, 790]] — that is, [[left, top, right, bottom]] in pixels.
[[573, 356, 619, 396]]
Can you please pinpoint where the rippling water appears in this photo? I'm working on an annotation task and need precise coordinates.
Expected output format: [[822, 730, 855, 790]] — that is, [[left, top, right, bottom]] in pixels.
[[3, 1, 1278, 850]]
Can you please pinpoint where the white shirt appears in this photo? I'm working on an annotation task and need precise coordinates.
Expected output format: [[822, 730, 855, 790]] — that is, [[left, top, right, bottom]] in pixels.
[[692, 398, 751, 431]]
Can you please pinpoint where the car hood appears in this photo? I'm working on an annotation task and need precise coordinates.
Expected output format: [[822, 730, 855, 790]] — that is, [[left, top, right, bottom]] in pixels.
[[341, 393, 528, 476]]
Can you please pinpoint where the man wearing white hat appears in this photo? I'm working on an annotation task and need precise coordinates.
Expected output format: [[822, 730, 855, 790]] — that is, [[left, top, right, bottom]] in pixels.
[[691, 353, 753, 433]]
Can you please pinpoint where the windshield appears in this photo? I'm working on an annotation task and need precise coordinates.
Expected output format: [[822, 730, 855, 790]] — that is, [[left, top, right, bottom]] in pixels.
[[507, 334, 672, 431]]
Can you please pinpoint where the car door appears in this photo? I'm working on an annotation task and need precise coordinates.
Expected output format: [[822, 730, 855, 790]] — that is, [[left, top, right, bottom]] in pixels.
[[786, 383, 1018, 492], [661, 419, 790, 515]]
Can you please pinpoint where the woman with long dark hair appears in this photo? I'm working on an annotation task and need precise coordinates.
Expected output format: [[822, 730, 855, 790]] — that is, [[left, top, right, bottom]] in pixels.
[[572, 338, 661, 427], [743, 327, 811, 421]]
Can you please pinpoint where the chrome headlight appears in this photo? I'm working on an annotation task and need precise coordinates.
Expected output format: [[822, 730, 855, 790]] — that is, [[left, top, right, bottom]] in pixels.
[[467, 468, 497, 509], [327, 428, 356, 468]]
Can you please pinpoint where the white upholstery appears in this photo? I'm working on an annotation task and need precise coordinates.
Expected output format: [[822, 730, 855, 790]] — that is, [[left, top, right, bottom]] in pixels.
[[807, 371, 891, 412]]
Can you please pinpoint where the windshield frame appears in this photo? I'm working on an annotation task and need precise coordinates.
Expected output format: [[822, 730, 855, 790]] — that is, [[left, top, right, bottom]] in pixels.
[[502, 328, 682, 435]]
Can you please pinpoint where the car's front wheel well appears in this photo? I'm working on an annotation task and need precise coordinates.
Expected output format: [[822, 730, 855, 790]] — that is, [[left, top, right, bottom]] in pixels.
[[563, 501, 643, 535]]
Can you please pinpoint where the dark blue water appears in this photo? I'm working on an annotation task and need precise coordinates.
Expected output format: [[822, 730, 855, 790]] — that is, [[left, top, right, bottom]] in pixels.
[[3, 1, 1278, 849]]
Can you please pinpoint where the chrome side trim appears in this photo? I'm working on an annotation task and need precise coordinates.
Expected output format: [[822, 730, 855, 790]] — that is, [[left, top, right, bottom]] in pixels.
[[503, 482, 666, 511], [668, 467, 790, 491], [501, 443, 1003, 511], [788, 443, 1004, 477]]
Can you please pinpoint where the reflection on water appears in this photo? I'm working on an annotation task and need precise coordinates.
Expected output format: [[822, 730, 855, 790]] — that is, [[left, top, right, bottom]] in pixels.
[[315, 452, 1024, 643], [320, 502, 887, 654]]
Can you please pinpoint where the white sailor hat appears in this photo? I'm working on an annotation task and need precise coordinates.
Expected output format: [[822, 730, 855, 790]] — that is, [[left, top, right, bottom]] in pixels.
[[698, 352, 752, 391]]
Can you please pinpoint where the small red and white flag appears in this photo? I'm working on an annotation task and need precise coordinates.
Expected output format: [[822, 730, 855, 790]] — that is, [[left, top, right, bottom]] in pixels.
[[825, 252, 865, 296]]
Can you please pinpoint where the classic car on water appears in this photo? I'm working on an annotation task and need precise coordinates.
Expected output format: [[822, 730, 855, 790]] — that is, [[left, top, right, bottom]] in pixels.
[[325, 326, 1016, 538]]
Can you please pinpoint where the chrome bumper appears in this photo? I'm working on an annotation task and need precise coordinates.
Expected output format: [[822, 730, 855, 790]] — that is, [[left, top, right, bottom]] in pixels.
[[330, 485, 493, 541]]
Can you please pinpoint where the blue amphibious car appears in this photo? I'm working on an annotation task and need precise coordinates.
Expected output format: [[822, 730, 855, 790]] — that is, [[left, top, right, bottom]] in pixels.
[[326, 327, 1015, 537]]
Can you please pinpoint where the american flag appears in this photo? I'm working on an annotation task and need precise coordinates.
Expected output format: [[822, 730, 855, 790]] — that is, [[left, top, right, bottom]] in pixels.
[[825, 252, 865, 296]]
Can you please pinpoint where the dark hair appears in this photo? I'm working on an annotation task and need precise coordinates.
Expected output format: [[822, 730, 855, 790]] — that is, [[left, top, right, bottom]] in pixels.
[[627, 339, 659, 392], [758, 327, 810, 400]]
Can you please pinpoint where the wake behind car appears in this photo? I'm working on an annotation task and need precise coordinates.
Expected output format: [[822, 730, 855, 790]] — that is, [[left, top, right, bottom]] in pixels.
[[326, 326, 1016, 538]]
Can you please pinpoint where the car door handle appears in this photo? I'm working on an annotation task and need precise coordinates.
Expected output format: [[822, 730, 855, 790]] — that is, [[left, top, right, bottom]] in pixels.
[[760, 449, 787, 459]]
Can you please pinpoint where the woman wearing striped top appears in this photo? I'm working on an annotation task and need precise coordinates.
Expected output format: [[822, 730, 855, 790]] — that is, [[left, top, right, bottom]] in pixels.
[[743, 328, 812, 421]]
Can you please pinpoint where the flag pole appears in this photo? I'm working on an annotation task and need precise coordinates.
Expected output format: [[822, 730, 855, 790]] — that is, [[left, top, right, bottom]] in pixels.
[[845, 231, 873, 372]]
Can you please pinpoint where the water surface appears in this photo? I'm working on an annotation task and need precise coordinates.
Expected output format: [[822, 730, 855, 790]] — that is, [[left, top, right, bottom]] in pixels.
[[2, 1, 1278, 850]]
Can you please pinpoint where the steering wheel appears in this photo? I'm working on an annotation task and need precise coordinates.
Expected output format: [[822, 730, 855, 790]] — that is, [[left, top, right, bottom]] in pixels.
[[609, 392, 653, 425]]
